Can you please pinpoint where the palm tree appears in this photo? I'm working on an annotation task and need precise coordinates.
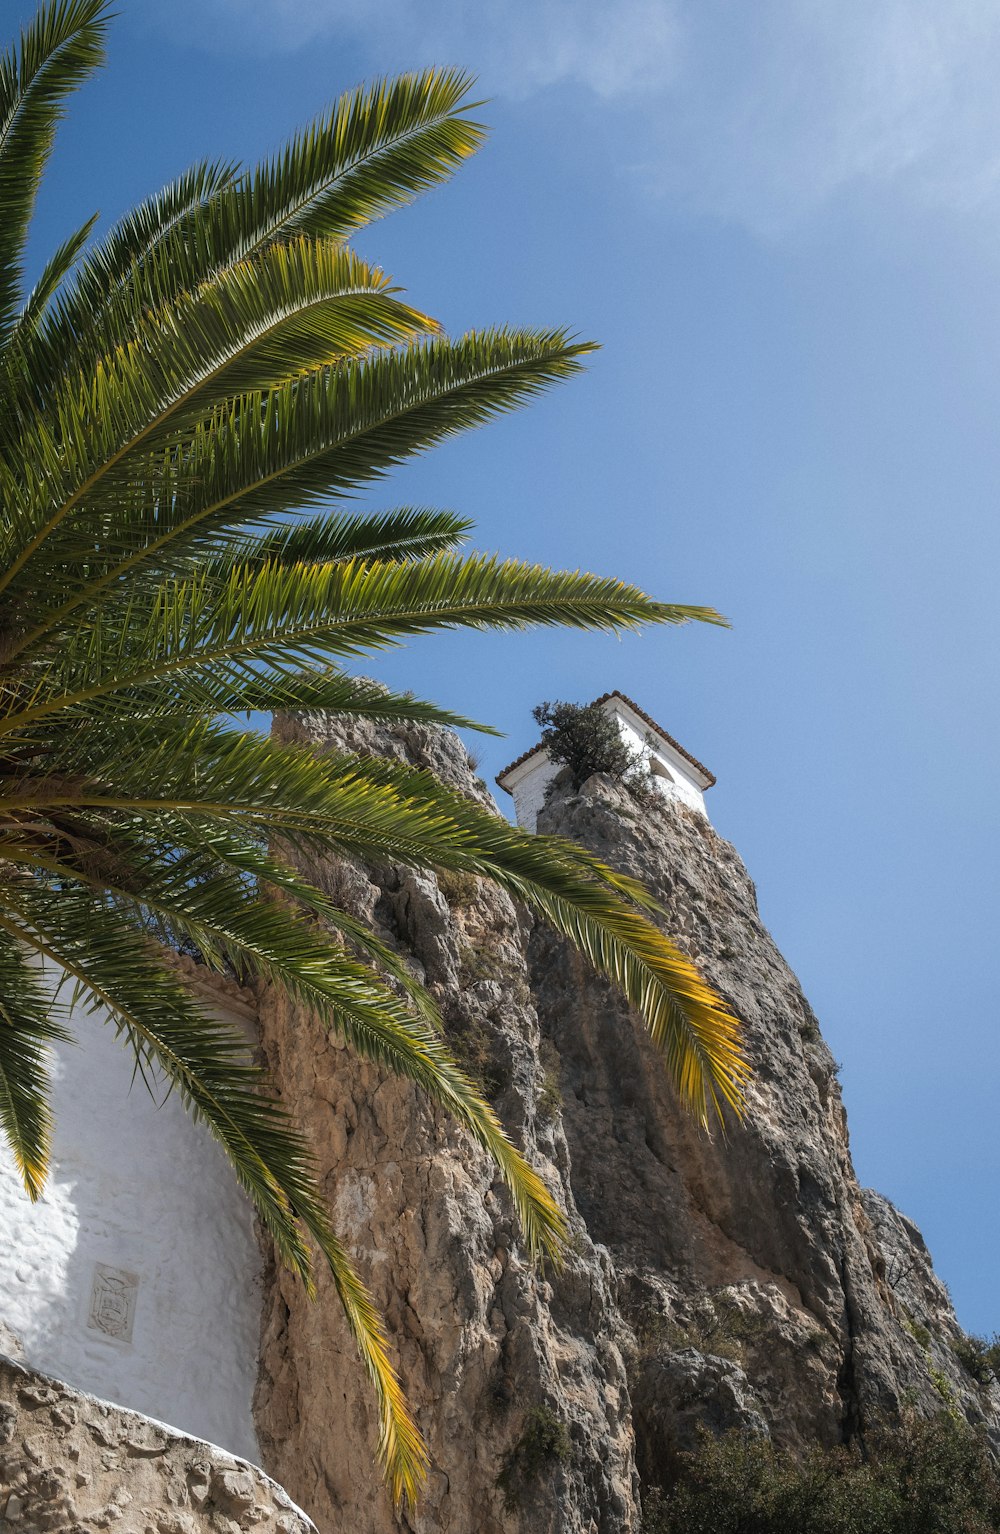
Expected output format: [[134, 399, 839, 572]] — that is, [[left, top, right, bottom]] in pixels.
[[0, 0, 749, 1503]]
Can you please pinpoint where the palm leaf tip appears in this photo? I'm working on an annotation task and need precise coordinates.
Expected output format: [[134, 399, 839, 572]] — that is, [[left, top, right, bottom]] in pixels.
[[0, 926, 75, 1202], [311, 1225, 429, 1506], [617, 927, 748, 1129], [508, 1150, 569, 1265], [0, 0, 109, 334]]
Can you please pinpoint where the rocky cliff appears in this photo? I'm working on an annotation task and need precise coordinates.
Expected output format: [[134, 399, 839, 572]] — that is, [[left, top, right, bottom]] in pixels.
[[254, 713, 638, 1534], [251, 712, 1000, 1533], [5, 710, 995, 1533]]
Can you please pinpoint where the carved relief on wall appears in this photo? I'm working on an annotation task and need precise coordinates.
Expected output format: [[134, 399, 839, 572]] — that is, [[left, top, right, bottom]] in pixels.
[[87, 1264, 139, 1343]]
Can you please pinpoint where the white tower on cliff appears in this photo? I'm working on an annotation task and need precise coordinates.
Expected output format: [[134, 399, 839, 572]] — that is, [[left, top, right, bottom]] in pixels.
[[495, 691, 715, 831]]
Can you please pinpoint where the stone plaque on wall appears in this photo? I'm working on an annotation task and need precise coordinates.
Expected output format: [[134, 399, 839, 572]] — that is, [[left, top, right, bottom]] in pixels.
[[87, 1264, 139, 1343]]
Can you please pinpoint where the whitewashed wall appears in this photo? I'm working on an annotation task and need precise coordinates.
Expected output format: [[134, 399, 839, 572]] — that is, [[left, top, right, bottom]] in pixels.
[[611, 709, 709, 818], [0, 983, 262, 1462], [504, 753, 560, 831]]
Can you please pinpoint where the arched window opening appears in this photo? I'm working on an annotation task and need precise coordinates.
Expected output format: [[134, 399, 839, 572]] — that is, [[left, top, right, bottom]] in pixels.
[[649, 756, 677, 784]]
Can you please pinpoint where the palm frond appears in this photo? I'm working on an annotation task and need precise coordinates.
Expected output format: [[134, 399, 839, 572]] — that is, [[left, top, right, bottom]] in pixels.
[[6, 330, 593, 648], [212, 670, 496, 733], [4, 554, 719, 730], [0, 0, 107, 338], [2, 160, 238, 428], [5, 68, 480, 432], [209, 507, 474, 571], [8, 209, 96, 341], [0, 819, 566, 1260], [232, 69, 485, 250], [35, 68, 481, 362], [166, 817, 446, 1028], [0, 722, 747, 1122], [505, 882, 748, 1126], [42, 158, 239, 340], [0, 239, 436, 604], [0, 927, 72, 1200]]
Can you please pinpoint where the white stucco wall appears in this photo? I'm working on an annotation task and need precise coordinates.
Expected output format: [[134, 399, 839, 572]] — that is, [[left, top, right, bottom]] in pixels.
[[505, 754, 561, 831], [0, 986, 262, 1461]]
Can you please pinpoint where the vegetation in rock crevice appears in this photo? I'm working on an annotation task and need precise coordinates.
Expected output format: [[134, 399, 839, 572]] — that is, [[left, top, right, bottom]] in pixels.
[[496, 1405, 573, 1508]]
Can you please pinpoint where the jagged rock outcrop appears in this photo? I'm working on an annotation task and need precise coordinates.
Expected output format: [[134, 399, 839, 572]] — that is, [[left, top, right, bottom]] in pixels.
[[0, 1353, 313, 1533], [254, 713, 638, 1534], [251, 714, 1000, 1531], [861, 1188, 1000, 1437], [532, 770, 1000, 1485]]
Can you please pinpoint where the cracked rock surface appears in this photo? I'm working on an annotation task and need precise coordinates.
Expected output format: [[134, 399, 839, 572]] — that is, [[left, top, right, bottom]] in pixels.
[[251, 724, 1000, 1527], [253, 712, 637, 1534], [7, 713, 994, 1534], [0, 1354, 313, 1533], [532, 772, 1000, 1481], [252, 717, 1000, 1531]]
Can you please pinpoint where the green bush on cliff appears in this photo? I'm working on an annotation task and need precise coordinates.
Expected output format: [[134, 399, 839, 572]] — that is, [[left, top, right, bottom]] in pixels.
[[642, 1414, 1000, 1534], [497, 1405, 573, 1507], [953, 1333, 1000, 1388], [532, 698, 657, 801]]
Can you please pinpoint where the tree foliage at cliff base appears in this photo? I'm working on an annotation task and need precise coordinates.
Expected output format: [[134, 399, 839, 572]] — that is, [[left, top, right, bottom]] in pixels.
[[643, 1415, 1000, 1534]]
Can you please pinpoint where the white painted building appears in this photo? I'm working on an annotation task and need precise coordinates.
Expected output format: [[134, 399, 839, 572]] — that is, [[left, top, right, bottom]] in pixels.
[[496, 691, 715, 830], [0, 955, 263, 1462]]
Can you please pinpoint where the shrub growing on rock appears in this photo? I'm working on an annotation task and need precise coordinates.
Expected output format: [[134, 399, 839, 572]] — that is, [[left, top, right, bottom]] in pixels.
[[533, 700, 650, 793], [642, 1414, 1000, 1534]]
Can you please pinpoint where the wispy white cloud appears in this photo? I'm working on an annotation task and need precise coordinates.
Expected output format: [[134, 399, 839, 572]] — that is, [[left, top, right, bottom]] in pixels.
[[182, 0, 681, 98], [650, 1, 1000, 233], [169, 0, 1000, 235]]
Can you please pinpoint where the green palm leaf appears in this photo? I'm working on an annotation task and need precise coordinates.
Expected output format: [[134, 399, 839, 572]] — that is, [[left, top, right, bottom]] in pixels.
[[0, 880, 427, 1502], [214, 506, 474, 570], [8, 210, 96, 342], [6, 330, 594, 651], [0, 0, 107, 338], [1, 822, 566, 1256], [4, 554, 720, 731], [0, 720, 747, 1123], [229, 69, 485, 250], [41, 158, 239, 339], [0, 242, 435, 600], [52, 68, 483, 343]]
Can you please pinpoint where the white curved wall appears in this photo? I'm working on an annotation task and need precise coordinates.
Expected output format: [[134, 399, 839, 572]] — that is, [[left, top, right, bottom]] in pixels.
[[0, 991, 262, 1461]]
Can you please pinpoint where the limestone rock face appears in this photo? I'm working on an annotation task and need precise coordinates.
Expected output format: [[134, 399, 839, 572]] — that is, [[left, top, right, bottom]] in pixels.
[[252, 715, 999, 1530], [531, 772, 1000, 1477], [253, 712, 638, 1534], [0, 1354, 313, 1534], [861, 1188, 1000, 1440]]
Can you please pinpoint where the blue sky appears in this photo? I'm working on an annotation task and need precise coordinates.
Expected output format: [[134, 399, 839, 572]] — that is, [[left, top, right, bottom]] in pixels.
[[20, 1, 1000, 1332]]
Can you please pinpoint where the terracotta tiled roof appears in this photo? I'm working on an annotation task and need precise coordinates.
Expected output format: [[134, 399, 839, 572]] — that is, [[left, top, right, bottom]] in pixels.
[[495, 690, 716, 791]]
